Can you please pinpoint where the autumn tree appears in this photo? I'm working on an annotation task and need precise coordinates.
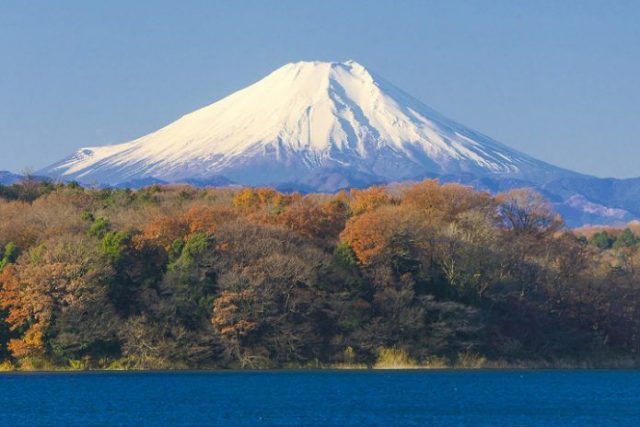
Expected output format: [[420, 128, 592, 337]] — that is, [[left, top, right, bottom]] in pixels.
[[402, 180, 494, 225], [0, 236, 117, 363], [498, 188, 562, 236], [277, 198, 349, 243], [349, 186, 392, 215]]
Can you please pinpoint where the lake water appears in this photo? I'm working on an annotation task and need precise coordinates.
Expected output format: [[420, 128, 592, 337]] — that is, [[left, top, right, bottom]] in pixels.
[[1, 370, 639, 426]]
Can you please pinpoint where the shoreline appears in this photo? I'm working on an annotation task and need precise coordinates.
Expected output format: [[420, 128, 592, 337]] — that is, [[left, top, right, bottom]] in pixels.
[[3, 360, 640, 373]]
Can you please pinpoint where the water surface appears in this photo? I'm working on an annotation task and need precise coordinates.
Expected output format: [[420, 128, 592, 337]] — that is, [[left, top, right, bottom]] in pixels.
[[1, 370, 639, 426]]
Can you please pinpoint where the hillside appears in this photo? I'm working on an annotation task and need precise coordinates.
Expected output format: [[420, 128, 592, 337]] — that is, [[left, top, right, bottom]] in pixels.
[[1, 180, 639, 370]]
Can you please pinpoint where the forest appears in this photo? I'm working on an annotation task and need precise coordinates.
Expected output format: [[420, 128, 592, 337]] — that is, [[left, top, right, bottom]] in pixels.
[[1, 178, 640, 370]]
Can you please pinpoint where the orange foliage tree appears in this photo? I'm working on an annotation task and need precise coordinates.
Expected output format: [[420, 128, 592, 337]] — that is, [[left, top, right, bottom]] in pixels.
[[340, 205, 419, 266], [0, 236, 112, 360], [277, 198, 349, 241], [402, 180, 495, 224], [349, 186, 392, 215]]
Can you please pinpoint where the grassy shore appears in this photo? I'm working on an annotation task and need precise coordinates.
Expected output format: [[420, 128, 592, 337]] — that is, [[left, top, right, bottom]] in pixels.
[[2, 350, 640, 372]]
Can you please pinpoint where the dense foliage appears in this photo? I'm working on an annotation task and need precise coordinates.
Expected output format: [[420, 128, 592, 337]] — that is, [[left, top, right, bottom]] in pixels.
[[1, 179, 639, 369]]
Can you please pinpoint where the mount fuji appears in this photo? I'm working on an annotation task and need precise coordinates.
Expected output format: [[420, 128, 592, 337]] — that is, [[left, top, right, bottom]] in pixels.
[[41, 60, 640, 226]]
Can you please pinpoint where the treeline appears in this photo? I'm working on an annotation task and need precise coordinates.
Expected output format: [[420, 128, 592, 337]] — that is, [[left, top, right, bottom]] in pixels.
[[0, 179, 639, 369], [579, 226, 640, 250]]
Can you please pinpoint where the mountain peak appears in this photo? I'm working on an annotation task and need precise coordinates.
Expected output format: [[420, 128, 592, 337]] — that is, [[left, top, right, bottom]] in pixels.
[[281, 59, 366, 68], [268, 59, 372, 82], [272, 60, 376, 85]]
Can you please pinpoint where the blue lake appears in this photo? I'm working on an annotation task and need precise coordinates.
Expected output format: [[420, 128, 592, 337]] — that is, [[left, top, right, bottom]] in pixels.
[[1, 370, 639, 426]]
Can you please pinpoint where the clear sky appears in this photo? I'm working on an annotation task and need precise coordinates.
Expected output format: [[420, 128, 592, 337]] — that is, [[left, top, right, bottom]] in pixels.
[[1, 0, 639, 177]]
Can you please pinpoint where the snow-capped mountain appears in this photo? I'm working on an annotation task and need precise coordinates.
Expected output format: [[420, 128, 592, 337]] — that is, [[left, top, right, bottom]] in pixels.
[[43, 60, 564, 188], [41, 60, 640, 226]]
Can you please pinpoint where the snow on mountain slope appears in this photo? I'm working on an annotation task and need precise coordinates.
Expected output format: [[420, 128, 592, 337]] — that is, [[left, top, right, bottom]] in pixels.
[[42, 60, 562, 188]]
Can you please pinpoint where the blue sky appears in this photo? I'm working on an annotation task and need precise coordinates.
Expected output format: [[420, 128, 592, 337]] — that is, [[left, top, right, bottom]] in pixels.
[[1, 0, 639, 177]]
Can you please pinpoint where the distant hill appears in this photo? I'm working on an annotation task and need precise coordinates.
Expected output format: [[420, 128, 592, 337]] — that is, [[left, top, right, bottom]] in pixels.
[[0, 171, 25, 185]]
